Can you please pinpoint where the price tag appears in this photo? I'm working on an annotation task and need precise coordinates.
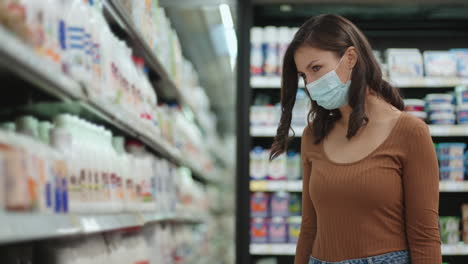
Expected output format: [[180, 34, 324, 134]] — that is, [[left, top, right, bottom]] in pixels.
[[287, 181, 302, 192], [250, 181, 268, 191], [80, 217, 100, 233], [269, 181, 284, 191]]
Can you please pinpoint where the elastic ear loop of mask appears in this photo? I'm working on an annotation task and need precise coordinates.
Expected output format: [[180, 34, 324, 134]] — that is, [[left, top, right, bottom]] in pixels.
[[336, 53, 353, 84]]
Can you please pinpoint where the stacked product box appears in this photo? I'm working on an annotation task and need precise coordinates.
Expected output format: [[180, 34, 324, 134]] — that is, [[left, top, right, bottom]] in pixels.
[[250, 191, 302, 244], [436, 143, 466, 181], [403, 99, 427, 121], [426, 93, 456, 125], [404, 90, 468, 124]]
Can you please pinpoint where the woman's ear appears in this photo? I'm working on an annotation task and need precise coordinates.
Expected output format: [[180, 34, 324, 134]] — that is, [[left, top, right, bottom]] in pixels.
[[346, 47, 358, 69]]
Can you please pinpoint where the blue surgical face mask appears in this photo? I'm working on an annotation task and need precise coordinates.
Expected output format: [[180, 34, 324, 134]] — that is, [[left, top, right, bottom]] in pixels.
[[305, 55, 352, 110]]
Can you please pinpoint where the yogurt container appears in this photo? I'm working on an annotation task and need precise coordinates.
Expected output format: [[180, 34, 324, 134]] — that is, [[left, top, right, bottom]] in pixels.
[[457, 104, 468, 124], [438, 155, 464, 169], [427, 103, 455, 115], [404, 99, 425, 112], [430, 112, 455, 125], [426, 94, 454, 104], [406, 111, 427, 121], [437, 143, 466, 157], [440, 167, 465, 181]]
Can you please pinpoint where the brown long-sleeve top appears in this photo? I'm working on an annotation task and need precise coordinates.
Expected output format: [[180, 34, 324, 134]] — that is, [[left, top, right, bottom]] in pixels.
[[295, 112, 442, 264]]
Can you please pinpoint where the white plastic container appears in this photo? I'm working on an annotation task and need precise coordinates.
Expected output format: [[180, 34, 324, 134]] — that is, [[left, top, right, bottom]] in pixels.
[[263, 26, 279, 76], [250, 147, 268, 180], [250, 27, 264, 76], [268, 152, 287, 180], [407, 111, 427, 121], [430, 112, 456, 125], [426, 94, 454, 105], [386, 48, 423, 77], [424, 51, 458, 77]]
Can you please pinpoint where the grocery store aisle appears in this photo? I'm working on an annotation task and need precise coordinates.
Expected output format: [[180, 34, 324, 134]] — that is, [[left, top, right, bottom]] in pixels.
[[236, 1, 468, 264], [0, 0, 237, 264]]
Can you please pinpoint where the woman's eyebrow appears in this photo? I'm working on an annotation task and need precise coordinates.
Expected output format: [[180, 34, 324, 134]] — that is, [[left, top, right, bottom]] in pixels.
[[306, 59, 320, 69]]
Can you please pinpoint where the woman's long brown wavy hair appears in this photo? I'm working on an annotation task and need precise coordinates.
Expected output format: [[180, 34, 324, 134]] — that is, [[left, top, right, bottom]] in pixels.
[[270, 14, 404, 160]]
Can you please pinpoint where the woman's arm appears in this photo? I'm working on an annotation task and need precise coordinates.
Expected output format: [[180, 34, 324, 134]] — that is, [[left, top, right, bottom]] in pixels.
[[294, 130, 317, 264], [403, 121, 442, 264]]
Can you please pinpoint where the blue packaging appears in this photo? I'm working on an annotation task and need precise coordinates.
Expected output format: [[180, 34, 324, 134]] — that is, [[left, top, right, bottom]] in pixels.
[[440, 167, 465, 181], [288, 216, 302, 243], [270, 191, 290, 217], [288, 193, 302, 216], [437, 143, 466, 157], [268, 217, 288, 243], [450, 49, 468, 77]]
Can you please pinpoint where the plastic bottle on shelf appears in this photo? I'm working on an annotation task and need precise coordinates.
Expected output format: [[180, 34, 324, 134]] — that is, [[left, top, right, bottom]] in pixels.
[[63, 0, 88, 84], [287, 151, 301, 180], [278, 26, 290, 75], [38, 121, 53, 145], [250, 146, 268, 180], [262, 26, 279, 76], [292, 89, 309, 127], [250, 27, 264, 76], [42, 0, 61, 68], [16, 115, 39, 139]]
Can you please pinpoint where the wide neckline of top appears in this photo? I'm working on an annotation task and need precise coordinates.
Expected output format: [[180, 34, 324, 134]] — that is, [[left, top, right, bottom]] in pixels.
[[320, 111, 406, 166]]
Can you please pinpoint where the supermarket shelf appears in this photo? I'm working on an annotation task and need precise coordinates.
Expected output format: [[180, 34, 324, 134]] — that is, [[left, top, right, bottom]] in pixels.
[[0, 27, 83, 101], [250, 180, 302, 192], [0, 212, 204, 245], [439, 181, 468, 192], [103, 0, 203, 129], [250, 243, 468, 256], [0, 25, 217, 184], [250, 181, 468, 192], [429, 125, 468, 137], [250, 126, 304, 137], [251, 76, 282, 88], [250, 76, 303, 88], [389, 76, 468, 88], [251, 125, 468, 137], [250, 76, 468, 89], [249, 243, 296, 255], [441, 244, 468, 255]]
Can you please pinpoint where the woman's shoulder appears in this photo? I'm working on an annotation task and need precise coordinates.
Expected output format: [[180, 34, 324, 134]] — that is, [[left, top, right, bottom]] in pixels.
[[397, 112, 431, 138], [301, 124, 321, 150]]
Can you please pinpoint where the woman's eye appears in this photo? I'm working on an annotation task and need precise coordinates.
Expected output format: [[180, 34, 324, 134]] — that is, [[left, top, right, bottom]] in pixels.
[[312, 66, 321, 72]]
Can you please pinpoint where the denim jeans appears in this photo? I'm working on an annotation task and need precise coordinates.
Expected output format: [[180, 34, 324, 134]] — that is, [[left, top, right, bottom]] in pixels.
[[308, 250, 410, 264]]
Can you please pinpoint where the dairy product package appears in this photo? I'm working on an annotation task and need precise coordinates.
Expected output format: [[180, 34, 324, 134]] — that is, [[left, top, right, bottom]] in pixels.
[[251, 192, 270, 218], [450, 49, 468, 77], [386, 49, 423, 78], [270, 191, 289, 217], [262, 26, 279, 76], [288, 216, 301, 243], [250, 147, 268, 180], [251, 217, 269, 243], [423, 51, 458, 77], [267, 152, 287, 180], [250, 27, 264, 76], [268, 217, 288, 243]]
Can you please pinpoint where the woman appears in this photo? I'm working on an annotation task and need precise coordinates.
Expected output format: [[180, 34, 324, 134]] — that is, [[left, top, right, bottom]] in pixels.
[[270, 15, 441, 264]]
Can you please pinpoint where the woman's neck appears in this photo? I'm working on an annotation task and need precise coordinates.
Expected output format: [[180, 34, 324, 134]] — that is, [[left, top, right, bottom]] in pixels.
[[337, 94, 394, 127]]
